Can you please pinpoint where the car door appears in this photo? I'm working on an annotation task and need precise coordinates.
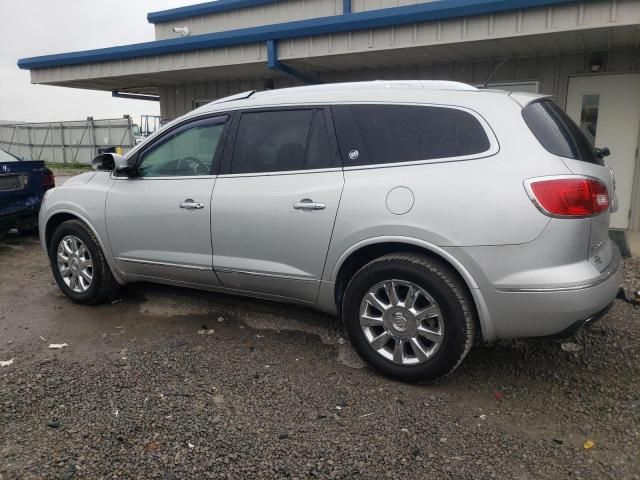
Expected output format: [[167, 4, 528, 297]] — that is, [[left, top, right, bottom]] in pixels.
[[211, 107, 344, 303], [105, 114, 229, 286]]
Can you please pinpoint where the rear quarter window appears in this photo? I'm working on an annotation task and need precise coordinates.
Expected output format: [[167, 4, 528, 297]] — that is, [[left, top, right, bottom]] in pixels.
[[522, 100, 603, 165], [331, 104, 491, 166]]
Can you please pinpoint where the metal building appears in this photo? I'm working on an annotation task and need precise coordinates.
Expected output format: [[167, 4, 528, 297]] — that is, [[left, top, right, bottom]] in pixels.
[[17, 0, 640, 230]]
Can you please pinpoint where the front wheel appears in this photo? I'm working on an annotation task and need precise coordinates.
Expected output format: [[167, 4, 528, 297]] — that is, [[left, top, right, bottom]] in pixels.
[[49, 219, 118, 304], [342, 253, 476, 382]]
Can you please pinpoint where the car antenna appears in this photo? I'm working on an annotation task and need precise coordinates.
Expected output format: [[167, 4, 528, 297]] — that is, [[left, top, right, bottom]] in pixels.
[[483, 58, 509, 89]]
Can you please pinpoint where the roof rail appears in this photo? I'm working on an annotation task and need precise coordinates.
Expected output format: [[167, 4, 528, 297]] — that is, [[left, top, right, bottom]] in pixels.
[[255, 81, 477, 96], [211, 90, 256, 105]]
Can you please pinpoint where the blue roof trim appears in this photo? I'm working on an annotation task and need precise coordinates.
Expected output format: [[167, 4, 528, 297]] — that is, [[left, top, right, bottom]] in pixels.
[[148, 0, 282, 24], [19, 0, 579, 71]]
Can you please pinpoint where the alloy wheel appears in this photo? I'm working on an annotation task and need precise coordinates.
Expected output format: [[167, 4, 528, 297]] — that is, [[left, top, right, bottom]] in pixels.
[[57, 235, 93, 293], [359, 279, 444, 366]]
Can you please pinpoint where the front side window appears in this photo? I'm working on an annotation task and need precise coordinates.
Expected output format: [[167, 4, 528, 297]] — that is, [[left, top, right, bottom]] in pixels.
[[332, 104, 491, 166], [137, 116, 227, 177], [231, 109, 339, 174]]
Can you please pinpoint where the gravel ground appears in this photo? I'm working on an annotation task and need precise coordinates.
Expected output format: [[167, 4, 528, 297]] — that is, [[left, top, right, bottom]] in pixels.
[[0, 233, 639, 479]]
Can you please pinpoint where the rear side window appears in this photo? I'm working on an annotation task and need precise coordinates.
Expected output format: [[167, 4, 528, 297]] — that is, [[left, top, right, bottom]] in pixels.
[[230, 109, 339, 174], [232, 110, 312, 174], [522, 100, 602, 165], [332, 104, 491, 166]]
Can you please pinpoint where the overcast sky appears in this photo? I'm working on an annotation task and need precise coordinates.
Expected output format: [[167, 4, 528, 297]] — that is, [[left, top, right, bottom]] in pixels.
[[0, 0, 196, 123]]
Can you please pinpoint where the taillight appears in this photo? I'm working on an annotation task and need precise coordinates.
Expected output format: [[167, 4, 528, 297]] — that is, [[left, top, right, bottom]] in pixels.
[[43, 169, 55, 190], [527, 177, 609, 217]]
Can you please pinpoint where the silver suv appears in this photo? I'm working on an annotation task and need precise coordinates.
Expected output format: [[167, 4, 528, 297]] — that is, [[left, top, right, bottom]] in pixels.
[[40, 81, 621, 382]]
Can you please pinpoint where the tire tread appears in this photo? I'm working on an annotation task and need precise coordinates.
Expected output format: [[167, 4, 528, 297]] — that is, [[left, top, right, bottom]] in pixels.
[[49, 219, 118, 304]]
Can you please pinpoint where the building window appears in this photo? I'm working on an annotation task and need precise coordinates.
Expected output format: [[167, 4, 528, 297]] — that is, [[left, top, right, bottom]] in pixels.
[[580, 94, 600, 141], [193, 99, 215, 109]]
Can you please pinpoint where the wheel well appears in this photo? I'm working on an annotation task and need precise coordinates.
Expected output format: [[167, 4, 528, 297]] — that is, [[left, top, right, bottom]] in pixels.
[[333, 242, 481, 333], [44, 213, 80, 254]]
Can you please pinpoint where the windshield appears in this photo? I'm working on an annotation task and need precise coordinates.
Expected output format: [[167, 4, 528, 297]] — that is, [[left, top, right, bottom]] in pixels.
[[0, 148, 20, 162]]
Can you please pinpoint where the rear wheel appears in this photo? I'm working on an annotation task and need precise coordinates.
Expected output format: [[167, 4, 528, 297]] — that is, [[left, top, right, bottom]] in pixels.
[[342, 253, 475, 382], [49, 219, 118, 304]]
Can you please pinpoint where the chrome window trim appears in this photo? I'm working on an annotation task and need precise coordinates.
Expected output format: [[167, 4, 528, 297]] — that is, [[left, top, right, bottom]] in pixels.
[[215, 268, 316, 282], [116, 257, 211, 271], [341, 151, 498, 172], [210, 100, 499, 174], [216, 167, 343, 179], [111, 174, 217, 181]]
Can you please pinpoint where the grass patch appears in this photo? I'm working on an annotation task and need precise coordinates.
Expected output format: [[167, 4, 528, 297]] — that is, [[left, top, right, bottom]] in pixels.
[[45, 162, 92, 172], [46, 162, 93, 176]]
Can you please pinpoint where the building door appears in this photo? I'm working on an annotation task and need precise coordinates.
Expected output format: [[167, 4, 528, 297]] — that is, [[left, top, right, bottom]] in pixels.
[[566, 74, 640, 229]]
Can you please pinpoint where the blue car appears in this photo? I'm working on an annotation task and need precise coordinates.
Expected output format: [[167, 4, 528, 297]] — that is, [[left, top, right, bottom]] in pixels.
[[0, 148, 55, 238]]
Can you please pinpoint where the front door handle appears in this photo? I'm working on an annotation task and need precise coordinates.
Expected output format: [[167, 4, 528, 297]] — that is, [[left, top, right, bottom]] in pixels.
[[293, 199, 326, 211], [179, 199, 205, 210]]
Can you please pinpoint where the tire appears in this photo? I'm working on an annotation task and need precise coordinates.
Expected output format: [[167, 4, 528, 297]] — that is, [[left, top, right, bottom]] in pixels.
[[342, 253, 476, 383], [49, 219, 118, 304]]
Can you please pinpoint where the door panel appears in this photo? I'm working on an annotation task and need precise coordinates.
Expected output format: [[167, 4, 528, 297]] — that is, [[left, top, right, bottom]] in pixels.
[[106, 177, 219, 285], [105, 115, 228, 285], [211, 171, 343, 302], [211, 107, 343, 302], [566, 74, 640, 229]]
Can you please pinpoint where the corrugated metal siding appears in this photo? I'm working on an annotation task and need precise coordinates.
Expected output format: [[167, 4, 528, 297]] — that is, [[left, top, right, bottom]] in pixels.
[[159, 76, 301, 118], [31, 43, 270, 84], [276, 1, 640, 62], [31, 0, 640, 87], [155, 0, 342, 40], [352, 0, 438, 12], [158, 48, 639, 119]]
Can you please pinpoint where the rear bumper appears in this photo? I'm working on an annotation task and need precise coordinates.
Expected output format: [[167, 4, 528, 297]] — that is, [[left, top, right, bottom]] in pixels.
[[547, 300, 614, 338], [486, 245, 621, 339]]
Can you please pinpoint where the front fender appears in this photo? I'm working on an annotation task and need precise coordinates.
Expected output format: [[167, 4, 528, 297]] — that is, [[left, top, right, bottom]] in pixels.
[[39, 173, 125, 285]]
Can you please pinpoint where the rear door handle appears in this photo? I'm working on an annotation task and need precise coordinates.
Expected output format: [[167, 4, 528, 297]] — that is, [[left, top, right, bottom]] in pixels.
[[179, 199, 205, 210], [293, 199, 326, 211]]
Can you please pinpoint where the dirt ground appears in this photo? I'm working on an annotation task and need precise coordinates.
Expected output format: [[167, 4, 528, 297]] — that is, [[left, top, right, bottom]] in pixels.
[[0, 231, 639, 479]]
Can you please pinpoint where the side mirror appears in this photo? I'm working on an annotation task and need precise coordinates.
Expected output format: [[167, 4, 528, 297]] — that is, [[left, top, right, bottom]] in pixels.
[[596, 147, 611, 159], [91, 153, 137, 176]]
